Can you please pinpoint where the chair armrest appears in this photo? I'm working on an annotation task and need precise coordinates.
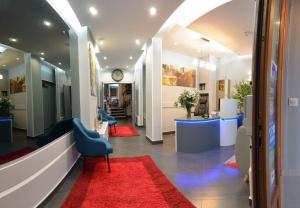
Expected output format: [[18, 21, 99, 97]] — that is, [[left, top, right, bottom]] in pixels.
[[86, 129, 100, 138], [81, 136, 112, 156]]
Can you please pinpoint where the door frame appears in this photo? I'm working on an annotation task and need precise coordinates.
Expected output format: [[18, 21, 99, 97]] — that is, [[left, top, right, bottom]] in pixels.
[[252, 0, 289, 207]]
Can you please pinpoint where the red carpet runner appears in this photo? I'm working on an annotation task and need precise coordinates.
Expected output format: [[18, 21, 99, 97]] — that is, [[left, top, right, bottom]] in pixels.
[[62, 156, 195, 208], [110, 125, 140, 137], [0, 147, 35, 165]]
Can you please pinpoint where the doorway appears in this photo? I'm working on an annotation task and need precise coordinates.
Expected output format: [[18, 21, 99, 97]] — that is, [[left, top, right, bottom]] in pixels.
[[252, 0, 288, 207], [42, 81, 56, 131], [103, 83, 133, 120]]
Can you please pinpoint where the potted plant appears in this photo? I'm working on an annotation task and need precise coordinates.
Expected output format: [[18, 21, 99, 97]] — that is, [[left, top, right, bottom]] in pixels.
[[0, 97, 14, 117], [231, 81, 252, 113], [175, 89, 200, 118]]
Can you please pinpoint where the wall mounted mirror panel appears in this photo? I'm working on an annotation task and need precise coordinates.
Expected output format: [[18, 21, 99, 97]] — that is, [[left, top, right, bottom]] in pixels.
[[0, 0, 72, 165]]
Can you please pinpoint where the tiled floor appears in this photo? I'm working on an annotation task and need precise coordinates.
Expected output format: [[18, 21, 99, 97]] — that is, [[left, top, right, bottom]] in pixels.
[[40, 119, 250, 208]]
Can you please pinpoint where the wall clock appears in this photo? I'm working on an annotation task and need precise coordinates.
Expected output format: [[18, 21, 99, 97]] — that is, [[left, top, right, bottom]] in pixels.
[[111, 69, 124, 82]]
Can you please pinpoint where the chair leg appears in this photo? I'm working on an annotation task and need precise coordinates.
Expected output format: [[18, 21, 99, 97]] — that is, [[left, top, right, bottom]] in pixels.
[[106, 154, 111, 173]]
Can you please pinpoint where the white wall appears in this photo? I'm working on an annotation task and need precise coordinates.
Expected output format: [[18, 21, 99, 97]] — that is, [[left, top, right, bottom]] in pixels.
[[7, 62, 27, 130], [134, 51, 145, 126], [162, 50, 199, 132], [0, 70, 8, 95], [70, 26, 100, 129], [218, 54, 252, 94], [100, 68, 134, 84]]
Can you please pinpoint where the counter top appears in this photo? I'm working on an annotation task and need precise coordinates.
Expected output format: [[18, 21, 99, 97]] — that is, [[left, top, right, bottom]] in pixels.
[[174, 116, 238, 122]]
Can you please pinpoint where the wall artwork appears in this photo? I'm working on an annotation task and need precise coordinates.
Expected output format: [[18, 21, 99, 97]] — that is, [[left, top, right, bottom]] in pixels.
[[162, 64, 196, 87], [10, 75, 26, 94], [89, 43, 97, 96]]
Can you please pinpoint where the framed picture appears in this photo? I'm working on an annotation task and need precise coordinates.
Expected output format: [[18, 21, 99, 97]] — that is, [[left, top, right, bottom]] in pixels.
[[162, 64, 196, 87], [10, 75, 26, 94]]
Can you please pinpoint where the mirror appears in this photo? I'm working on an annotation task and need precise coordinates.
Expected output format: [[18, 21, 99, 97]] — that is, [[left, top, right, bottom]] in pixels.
[[0, 0, 72, 165]]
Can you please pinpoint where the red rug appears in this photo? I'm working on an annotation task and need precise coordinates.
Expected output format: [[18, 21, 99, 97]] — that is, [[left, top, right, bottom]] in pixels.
[[110, 125, 140, 137], [62, 156, 195, 208], [0, 147, 35, 165], [224, 155, 239, 169]]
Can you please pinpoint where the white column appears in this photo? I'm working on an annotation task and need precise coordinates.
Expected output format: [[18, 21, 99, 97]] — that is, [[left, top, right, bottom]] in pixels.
[[146, 37, 163, 143], [70, 27, 93, 128]]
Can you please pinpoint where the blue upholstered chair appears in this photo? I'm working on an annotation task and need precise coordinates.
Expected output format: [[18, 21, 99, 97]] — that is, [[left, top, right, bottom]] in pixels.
[[99, 109, 117, 132], [73, 118, 113, 172]]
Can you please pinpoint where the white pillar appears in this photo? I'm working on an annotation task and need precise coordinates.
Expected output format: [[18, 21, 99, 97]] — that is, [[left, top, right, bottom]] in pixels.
[[145, 37, 163, 143]]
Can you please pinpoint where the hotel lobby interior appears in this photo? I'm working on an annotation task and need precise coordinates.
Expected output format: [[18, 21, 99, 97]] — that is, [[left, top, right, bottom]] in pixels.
[[0, 0, 300, 207]]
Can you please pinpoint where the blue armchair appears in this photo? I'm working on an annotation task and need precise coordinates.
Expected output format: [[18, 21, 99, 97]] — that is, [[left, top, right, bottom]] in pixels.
[[73, 118, 113, 172], [99, 109, 117, 132]]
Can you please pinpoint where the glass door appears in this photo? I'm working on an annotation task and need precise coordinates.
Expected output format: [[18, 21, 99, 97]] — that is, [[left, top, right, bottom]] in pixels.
[[252, 0, 288, 207]]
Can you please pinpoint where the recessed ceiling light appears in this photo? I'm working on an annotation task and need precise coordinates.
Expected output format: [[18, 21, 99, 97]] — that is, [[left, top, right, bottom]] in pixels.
[[40, 57, 45, 61], [89, 7, 98, 16], [40, 52, 45, 56], [99, 40, 104, 45], [173, 42, 178, 46], [16, 57, 20, 61], [9, 37, 18, 42], [135, 39, 141, 45], [149, 7, 157, 16], [129, 56, 133, 60], [2, 64, 6, 67], [103, 56, 107, 60], [105, 65, 109, 69], [58, 62, 62, 65], [126, 66, 129, 69], [43, 20, 52, 27]]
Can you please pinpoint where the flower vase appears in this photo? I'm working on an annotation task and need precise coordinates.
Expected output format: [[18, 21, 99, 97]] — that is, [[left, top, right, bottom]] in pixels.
[[186, 107, 192, 119]]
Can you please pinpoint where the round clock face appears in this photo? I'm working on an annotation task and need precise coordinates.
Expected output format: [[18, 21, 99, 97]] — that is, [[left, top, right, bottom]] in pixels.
[[111, 69, 124, 82]]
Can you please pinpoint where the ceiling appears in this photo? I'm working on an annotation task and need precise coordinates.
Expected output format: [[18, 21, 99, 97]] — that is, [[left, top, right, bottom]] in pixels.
[[0, 46, 24, 70], [162, 25, 234, 59], [188, 0, 256, 55], [0, 0, 70, 70], [68, 0, 184, 69]]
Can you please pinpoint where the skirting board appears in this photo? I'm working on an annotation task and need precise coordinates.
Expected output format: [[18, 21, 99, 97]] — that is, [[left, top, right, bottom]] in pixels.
[[163, 131, 175, 135], [146, 136, 163, 145]]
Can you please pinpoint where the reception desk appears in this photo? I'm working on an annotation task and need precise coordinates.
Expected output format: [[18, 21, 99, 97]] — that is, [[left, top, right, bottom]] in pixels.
[[0, 118, 13, 143], [175, 116, 237, 153]]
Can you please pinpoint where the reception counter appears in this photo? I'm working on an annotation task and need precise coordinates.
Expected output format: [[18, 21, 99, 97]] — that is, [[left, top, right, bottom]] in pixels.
[[175, 116, 237, 153]]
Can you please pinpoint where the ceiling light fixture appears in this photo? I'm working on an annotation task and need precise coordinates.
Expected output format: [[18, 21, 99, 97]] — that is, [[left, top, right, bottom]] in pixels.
[[126, 66, 129, 69], [135, 39, 141, 45], [89, 7, 98, 16], [0, 74, 3, 80], [40, 57, 45, 61], [58, 62, 62, 65], [103, 56, 107, 60], [16, 57, 20, 61], [149, 7, 157, 16], [173, 42, 178, 46], [129, 56, 133, 60], [99, 40, 104, 45], [40, 52, 45, 56], [105, 65, 109, 69], [2, 64, 6, 67], [43, 20, 52, 27], [9, 37, 18, 42]]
